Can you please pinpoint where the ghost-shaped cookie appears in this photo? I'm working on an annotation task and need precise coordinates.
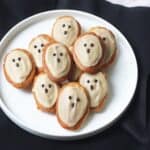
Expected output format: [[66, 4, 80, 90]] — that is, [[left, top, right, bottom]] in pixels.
[[52, 16, 81, 47], [73, 33, 104, 73], [89, 27, 117, 68], [79, 72, 108, 112], [28, 34, 54, 71], [43, 42, 72, 82], [3, 49, 35, 88], [32, 73, 59, 112], [56, 82, 89, 130]]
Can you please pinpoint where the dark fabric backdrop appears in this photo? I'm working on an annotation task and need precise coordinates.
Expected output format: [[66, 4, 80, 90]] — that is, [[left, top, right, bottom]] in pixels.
[[0, 0, 150, 149]]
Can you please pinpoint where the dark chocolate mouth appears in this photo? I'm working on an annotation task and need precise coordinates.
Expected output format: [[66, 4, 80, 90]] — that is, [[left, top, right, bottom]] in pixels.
[[45, 88, 48, 94], [16, 63, 19, 67], [57, 58, 61, 63], [71, 103, 75, 108], [90, 85, 94, 90], [64, 31, 68, 35], [86, 48, 90, 53], [38, 49, 41, 53]]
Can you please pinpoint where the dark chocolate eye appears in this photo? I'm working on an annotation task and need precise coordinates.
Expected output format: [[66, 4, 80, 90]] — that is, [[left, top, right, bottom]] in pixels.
[[12, 59, 15, 62], [90, 43, 94, 47], [94, 79, 98, 83], [69, 96, 72, 100], [41, 43, 44, 47], [68, 25, 71, 29], [87, 80, 90, 83], [60, 53, 63, 56], [84, 43, 87, 47], [18, 57, 21, 61], [62, 24, 65, 28], [77, 98, 80, 102], [48, 84, 52, 88], [41, 84, 45, 88], [34, 45, 37, 48], [53, 53, 56, 56], [102, 37, 106, 41]]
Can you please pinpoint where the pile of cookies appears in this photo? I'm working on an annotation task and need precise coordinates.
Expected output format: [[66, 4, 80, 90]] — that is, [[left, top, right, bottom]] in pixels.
[[3, 16, 117, 130]]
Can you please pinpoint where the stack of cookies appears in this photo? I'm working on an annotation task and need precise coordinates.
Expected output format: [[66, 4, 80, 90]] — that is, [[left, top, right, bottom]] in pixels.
[[3, 16, 117, 130]]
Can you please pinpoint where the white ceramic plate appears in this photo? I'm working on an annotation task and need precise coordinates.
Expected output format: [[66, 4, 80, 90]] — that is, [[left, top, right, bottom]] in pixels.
[[0, 10, 138, 140]]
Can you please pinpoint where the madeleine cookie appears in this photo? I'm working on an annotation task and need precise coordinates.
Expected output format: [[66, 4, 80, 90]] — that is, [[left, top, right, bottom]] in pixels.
[[56, 82, 89, 130], [3, 49, 35, 88], [43, 42, 72, 82], [73, 33, 104, 73], [52, 16, 81, 47], [32, 73, 59, 112], [89, 27, 117, 68], [28, 34, 54, 71], [79, 72, 108, 112]]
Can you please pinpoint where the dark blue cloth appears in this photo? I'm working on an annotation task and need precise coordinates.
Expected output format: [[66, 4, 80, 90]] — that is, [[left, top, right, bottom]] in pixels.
[[0, 0, 150, 149]]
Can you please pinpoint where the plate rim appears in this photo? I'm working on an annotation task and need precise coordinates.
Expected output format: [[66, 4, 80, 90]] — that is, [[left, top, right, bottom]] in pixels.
[[0, 9, 138, 140]]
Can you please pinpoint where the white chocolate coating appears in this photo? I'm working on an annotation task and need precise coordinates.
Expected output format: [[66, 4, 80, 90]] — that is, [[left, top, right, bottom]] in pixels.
[[32, 73, 58, 108], [80, 72, 108, 108], [5, 50, 32, 83], [89, 27, 116, 65], [74, 34, 103, 67], [28, 35, 52, 69], [52, 16, 80, 46], [57, 84, 88, 127], [45, 43, 71, 78]]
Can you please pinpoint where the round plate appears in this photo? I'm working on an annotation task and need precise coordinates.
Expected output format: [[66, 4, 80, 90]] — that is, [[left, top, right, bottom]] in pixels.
[[0, 9, 138, 140]]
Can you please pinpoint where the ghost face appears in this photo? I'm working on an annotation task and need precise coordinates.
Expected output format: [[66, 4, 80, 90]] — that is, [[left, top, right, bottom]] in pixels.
[[90, 27, 116, 64], [90, 28, 115, 50], [60, 22, 72, 37], [5, 50, 32, 83], [65, 89, 81, 123], [33, 73, 58, 108], [57, 85, 88, 127], [52, 17, 79, 46], [45, 43, 71, 78], [80, 72, 108, 108], [74, 34, 103, 67], [29, 35, 52, 68]]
